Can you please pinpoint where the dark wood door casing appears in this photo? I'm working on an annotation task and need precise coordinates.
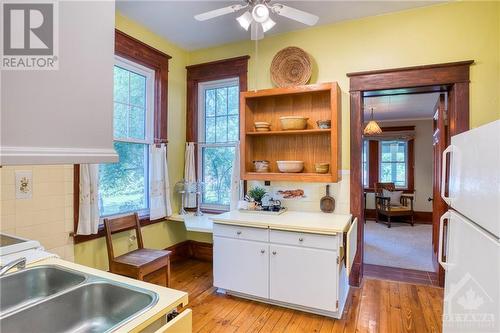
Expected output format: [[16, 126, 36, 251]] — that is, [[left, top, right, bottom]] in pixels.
[[347, 60, 473, 287]]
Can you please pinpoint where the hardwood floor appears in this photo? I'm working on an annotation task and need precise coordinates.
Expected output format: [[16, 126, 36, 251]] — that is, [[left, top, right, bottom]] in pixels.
[[364, 264, 439, 286], [170, 259, 444, 333]]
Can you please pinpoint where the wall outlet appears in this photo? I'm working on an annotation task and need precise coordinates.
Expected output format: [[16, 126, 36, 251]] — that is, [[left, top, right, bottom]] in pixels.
[[15, 171, 33, 199]]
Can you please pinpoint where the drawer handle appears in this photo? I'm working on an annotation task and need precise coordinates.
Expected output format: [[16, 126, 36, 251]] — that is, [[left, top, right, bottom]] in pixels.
[[236, 231, 242, 235], [272, 251, 277, 255], [260, 249, 265, 254], [298, 237, 304, 242]]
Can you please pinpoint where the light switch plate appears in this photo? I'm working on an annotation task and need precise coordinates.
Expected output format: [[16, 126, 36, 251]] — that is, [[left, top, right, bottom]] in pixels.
[[15, 171, 33, 199]]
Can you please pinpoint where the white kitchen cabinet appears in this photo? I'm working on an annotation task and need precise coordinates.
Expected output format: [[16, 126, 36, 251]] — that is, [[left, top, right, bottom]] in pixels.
[[213, 236, 269, 298], [212, 218, 352, 318], [0, 0, 117, 165], [270, 244, 338, 312]]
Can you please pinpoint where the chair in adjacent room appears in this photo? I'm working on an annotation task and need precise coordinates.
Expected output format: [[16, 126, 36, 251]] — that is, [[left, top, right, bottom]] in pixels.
[[374, 182, 414, 228], [104, 213, 172, 287]]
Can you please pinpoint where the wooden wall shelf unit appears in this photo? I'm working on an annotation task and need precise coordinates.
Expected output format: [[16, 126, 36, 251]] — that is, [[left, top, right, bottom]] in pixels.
[[240, 82, 341, 182]]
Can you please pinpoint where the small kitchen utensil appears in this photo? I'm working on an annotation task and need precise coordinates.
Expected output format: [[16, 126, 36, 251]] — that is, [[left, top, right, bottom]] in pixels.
[[316, 120, 331, 129], [315, 162, 330, 174], [253, 160, 270, 172], [277, 160, 304, 173], [279, 116, 308, 130], [320, 185, 335, 213]]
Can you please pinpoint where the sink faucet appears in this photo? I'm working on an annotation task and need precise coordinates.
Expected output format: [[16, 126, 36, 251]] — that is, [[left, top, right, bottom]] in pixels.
[[0, 257, 26, 276]]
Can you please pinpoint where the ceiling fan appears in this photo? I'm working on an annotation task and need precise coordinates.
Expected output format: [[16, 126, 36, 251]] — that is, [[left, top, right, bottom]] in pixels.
[[194, 0, 319, 40]]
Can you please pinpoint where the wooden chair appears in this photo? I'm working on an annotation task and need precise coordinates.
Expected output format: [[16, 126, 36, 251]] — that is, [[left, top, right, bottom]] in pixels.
[[374, 182, 414, 228], [104, 213, 172, 287]]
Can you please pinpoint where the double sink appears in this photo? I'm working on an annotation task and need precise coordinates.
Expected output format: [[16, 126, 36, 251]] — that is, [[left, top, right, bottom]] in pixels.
[[0, 265, 159, 333]]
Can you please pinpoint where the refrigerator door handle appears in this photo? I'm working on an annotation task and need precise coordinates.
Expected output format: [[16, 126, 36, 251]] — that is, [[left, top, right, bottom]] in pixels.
[[438, 211, 451, 270], [441, 145, 454, 205]]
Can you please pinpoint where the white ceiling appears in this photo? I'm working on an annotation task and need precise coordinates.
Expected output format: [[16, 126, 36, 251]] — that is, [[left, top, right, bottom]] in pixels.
[[117, 1, 443, 50], [364, 93, 440, 121]]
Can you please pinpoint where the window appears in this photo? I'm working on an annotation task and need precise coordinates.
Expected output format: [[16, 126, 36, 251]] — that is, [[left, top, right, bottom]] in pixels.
[[379, 140, 408, 188], [197, 78, 240, 210], [362, 140, 369, 188], [98, 57, 155, 217]]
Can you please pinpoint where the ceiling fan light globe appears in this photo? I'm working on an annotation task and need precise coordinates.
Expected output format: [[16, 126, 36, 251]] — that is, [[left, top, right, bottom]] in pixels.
[[261, 17, 276, 32], [236, 11, 253, 30], [252, 4, 269, 23]]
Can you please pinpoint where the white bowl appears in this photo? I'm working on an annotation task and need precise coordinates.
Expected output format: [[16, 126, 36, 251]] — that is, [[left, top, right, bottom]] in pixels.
[[276, 160, 304, 173], [279, 116, 309, 130]]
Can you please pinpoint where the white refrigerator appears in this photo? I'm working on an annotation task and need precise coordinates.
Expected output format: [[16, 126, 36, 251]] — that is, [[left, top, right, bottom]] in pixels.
[[439, 120, 500, 333]]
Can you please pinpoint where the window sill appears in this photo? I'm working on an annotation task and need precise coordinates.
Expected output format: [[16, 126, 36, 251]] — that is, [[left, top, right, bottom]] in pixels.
[[72, 214, 164, 244]]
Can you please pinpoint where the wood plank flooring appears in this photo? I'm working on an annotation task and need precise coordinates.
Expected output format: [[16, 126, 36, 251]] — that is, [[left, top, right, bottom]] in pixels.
[[170, 259, 444, 333], [364, 264, 439, 286]]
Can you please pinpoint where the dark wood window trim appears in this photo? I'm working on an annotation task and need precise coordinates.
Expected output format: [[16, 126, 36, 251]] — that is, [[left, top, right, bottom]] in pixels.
[[73, 30, 171, 244], [347, 60, 473, 287], [186, 56, 250, 214], [364, 126, 415, 193]]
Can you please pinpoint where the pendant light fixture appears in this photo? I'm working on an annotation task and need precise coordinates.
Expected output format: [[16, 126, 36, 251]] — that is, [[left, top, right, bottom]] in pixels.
[[364, 107, 382, 135]]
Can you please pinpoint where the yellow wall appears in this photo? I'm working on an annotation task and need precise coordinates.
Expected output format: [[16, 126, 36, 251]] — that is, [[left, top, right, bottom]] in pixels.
[[189, 1, 500, 169]]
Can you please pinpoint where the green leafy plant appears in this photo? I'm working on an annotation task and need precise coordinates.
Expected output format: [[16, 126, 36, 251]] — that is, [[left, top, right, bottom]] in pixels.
[[247, 187, 267, 203]]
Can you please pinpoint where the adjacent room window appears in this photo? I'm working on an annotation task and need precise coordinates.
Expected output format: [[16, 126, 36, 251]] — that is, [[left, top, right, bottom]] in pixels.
[[99, 57, 155, 217], [379, 140, 408, 188], [362, 140, 369, 188], [197, 78, 240, 210]]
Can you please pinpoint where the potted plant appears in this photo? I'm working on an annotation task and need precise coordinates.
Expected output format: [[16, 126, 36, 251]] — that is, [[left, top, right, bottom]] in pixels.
[[247, 187, 267, 206]]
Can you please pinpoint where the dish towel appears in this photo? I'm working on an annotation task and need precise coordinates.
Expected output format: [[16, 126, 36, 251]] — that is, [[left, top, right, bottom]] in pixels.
[[77, 164, 100, 235], [149, 144, 173, 220], [230, 142, 241, 211], [184, 142, 197, 208]]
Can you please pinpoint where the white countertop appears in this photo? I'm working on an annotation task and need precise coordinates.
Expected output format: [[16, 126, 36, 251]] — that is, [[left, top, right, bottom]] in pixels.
[[210, 210, 352, 235]]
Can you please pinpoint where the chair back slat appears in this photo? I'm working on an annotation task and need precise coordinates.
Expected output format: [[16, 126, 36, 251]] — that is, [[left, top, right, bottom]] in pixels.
[[374, 182, 395, 194], [103, 213, 144, 261]]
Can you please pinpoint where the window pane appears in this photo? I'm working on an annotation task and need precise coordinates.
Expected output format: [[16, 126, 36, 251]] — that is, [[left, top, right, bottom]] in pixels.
[[129, 106, 145, 139], [216, 88, 228, 116], [227, 115, 239, 142], [99, 142, 148, 217], [202, 146, 235, 206], [205, 89, 216, 117], [113, 102, 127, 138], [227, 86, 239, 115], [380, 162, 392, 183], [114, 66, 129, 104], [216, 116, 228, 143], [205, 117, 216, 143], [129, 72, 146, 107]]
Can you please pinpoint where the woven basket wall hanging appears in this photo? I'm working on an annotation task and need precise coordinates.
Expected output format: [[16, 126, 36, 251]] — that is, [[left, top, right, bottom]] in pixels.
[[270, 46, 312, 87]]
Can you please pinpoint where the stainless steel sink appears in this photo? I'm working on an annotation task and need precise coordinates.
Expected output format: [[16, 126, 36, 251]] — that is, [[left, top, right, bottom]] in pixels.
[[0, 282, 158, 333], [0, 265, 159, 332], [0, 265, 86, 315]]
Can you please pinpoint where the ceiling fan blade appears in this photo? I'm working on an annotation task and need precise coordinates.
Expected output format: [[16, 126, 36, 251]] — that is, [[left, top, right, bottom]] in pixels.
[[271, 4, 319, 26], [195, 4, 245, 21], [250, 22, 264, 40]]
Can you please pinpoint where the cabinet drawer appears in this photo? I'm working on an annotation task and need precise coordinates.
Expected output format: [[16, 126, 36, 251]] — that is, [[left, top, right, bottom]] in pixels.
[[270, 229, 338, 251], [153, 309, 192, 333], [213, 223, 268, 242]]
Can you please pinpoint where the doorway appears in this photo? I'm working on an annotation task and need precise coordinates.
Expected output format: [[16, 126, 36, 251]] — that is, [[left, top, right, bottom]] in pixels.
[[347, 61, 473, 287], [361, 91, 441, 285]]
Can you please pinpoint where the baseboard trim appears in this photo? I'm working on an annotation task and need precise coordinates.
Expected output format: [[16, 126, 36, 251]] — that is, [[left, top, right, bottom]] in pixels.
[[166, 240, 213, 262], [364, 209, 432, 224]]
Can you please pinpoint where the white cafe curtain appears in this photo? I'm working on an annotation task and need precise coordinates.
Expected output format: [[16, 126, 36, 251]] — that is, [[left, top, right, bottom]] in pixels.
[[184, 142, 197, 208], [77, 164, 100, 235], [230, 143, 241, 211], [149, 144, 173, 220]]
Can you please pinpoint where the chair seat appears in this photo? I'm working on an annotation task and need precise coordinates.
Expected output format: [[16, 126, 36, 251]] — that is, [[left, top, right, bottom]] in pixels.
[[114, 248, 171, 269], [384, 205, 411, 212]]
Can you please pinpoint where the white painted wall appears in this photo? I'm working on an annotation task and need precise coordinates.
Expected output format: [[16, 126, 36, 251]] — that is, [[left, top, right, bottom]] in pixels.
[[1, 1, 116, 165], [365, 119, 434, 212]]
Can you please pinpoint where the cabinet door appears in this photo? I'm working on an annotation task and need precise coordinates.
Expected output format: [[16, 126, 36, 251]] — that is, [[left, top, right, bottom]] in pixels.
[[270, 244, 338, 312], [213, 236, 269, 298]]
